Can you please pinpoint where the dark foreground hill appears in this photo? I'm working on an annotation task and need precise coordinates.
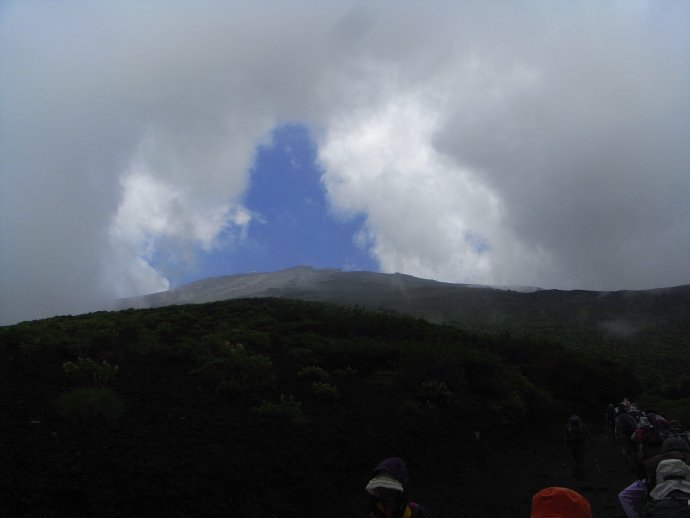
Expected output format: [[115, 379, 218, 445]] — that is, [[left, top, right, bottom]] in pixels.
[[1, 298, 688, 517], [119, 266, 690, 377]]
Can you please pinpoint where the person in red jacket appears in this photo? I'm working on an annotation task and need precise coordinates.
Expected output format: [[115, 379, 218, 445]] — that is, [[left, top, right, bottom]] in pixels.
[[366, 457, 432, 518]]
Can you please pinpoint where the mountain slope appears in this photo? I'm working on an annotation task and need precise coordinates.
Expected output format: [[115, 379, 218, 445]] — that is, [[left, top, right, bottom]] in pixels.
[[0, 298, 646, 517], [119, 266, 690, 373]]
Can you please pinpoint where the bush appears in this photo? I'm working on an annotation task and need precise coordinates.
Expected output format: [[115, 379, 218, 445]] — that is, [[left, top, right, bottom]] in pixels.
[[312, 382, 340, 401], [417, 380, 452, 406], [56, 387, 125, 426], [62, 357, 119, 386], [191, 350, 274, 395], [367, 369, 397, 386], [398, 399, 423, 418], [332, 365, 358, 377], [296, 365, 329, 381], [254, 395, 306, 426], [286, 347, 319, 367]]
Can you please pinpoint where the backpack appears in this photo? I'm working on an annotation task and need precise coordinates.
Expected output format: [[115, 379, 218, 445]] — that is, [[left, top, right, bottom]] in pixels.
[[648, 426, 665, 446], [618, 413, 637, 436], [644, 496, 690, 517], [647, 414, 665, 446]]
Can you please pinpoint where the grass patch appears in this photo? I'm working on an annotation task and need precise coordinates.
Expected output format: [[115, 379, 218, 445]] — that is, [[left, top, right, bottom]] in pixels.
[[56, 387, 125, 426]]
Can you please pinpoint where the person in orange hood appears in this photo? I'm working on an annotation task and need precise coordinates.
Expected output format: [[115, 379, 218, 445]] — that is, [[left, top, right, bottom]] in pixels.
[[530, 486, 592, 518]]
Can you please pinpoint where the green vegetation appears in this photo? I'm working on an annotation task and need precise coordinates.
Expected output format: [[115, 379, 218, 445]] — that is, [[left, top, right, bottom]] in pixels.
[[1, 297, 669, 423], [190, 347, 275, 396], [311, 381, 340, 401], [63, 357, 119, 386], [2, 296, 688, 516], [417, 380, 452, 407], [254, 394, 306, 425], [56, 387, 125, 426], [296, 365, 329, 381]]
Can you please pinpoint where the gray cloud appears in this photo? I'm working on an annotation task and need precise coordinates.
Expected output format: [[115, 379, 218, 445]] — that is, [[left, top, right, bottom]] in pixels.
[[1, 0, 689, 324]]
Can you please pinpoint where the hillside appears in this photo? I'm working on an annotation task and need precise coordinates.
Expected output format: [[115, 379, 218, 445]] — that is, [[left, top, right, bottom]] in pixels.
[[3, 298, 687, 517], [119, 266, 690, 376]]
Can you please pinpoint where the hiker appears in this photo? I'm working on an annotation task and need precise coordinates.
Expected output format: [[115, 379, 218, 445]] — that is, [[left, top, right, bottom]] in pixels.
[[616, 407, 638, 470], [618, 478, 647, 518], [645, 410, 670, 436], [644, 459, 690, 517], [644, 437, 690, 491], [617, 436, 690, 518], [365, 457, 432, 518], [565, 415, 592, 479], [631, 416, 654, 476], [530, 486, 592, 518], [606, 404, 619, 440]]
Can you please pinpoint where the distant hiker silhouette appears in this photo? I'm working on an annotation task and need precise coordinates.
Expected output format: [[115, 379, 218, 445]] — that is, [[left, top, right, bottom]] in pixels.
[[366, 457, 431, 518], [530, 486, 592, 518], [565, 415, 592, 479], [616, 406, 638, 469]]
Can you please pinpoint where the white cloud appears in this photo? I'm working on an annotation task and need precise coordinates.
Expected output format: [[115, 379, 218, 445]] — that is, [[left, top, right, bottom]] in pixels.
[[1, 0, 689, 324]]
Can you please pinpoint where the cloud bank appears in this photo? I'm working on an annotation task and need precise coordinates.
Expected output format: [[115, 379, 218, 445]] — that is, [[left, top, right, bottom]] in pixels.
[[1, 1, 689, 324]]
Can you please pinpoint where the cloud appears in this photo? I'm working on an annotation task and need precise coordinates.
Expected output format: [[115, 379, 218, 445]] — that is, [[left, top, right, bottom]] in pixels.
[[1, 0, 689, 324]]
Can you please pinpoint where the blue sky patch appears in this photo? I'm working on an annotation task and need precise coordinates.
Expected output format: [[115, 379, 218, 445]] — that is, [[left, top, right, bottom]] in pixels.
[[171, 124, 377, 286]]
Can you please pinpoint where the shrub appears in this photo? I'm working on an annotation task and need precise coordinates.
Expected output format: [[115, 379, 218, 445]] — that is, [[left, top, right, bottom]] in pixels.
[[398, 399, 423, 418], [62, 357, 119, 386], [296, 365, 329, 381], [366, 369, 397, 386], [332, 365, 358, 377], [56, 387, 125, 426], [287, 347, 319, 367], [417, 380, 452, 406], [191, 350, 274, 395], [312, 382, 340, 401], [254, 395, 306, 426]]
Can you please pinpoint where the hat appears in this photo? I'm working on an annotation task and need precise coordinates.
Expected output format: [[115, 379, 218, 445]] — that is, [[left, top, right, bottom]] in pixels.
[[530, 487, 592, 518], [650, 459, 690, 500], [662, 437, 690, 453], [366, 473, 404, 495]]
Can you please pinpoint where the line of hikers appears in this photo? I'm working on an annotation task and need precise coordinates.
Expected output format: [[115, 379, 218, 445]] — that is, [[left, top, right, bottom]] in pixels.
[[364, 399, 690, 517], [612, 398, 690, 518], [564, 398, 690, 517]]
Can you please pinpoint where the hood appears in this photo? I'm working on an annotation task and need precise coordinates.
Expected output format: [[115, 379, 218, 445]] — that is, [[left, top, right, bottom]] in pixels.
[[530, 487, 592, 518], [372, 458, 411, 494], [650, 459, 690, 500]]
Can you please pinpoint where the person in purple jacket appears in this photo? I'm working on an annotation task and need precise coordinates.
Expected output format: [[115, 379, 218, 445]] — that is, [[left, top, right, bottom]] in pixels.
[[365, 457, 432, 518]]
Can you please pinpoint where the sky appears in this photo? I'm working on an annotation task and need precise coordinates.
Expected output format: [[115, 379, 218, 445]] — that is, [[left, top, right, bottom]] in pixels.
[[1, 1, 689, 325]]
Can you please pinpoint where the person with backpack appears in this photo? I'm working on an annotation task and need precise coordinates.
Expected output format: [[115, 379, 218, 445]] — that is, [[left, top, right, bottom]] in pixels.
[[617, 437, 690, 518], [565, 415, 592, 479], [646, 411, 670, 433], [606, 404, 619, 440], [617, 407, 639, 470], [365, 457, 432, 518], [644, 438, 690, 491], [631, 416, 655, 476], [644, 458, 690, 517]]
